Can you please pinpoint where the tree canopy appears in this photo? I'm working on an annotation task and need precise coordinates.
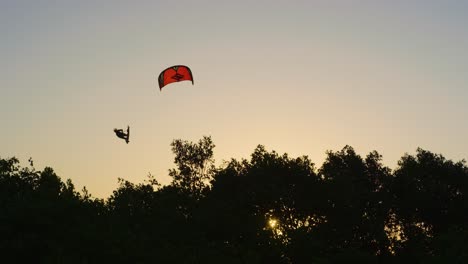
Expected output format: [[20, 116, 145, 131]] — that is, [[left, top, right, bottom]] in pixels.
[[1, 137, 467, 263]]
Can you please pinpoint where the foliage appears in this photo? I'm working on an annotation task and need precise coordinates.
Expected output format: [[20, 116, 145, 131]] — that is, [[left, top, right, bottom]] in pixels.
[[1, 137, 467, 263]]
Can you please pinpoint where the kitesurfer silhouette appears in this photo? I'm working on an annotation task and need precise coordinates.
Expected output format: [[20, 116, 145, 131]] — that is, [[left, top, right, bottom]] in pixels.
[[114, 126, 130, 144]]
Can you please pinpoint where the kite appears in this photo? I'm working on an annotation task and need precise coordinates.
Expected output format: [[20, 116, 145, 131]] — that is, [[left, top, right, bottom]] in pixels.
[[158, 65, 194, 90]]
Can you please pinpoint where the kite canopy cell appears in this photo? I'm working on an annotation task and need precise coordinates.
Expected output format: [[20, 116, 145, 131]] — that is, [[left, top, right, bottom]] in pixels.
[[158, 65, 194, 90]]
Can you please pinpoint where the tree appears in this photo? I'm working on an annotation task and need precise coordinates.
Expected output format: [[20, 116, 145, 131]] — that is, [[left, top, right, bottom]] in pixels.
[[202, 145, 319, 263], [316, 146, 393, 260], [391, 148, 468, 261], [169, 135, 216, 198]]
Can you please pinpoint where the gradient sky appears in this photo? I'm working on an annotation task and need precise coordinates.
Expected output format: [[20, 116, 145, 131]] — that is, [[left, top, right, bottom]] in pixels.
[[2, 0, 468, 198]]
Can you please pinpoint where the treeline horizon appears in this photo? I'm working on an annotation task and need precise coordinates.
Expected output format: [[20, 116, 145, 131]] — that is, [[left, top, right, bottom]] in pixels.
[[1, 136, 467, 263]]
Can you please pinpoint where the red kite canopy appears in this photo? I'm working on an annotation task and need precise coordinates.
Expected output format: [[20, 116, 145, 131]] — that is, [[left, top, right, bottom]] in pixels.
[[158, 65, 194, 90]]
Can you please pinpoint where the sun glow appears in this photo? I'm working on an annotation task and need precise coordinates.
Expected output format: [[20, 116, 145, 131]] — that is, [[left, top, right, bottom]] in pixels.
[[268, 218, 278, 229]]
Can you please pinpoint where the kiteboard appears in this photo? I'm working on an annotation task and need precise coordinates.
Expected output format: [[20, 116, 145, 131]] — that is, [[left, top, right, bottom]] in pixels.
[[126, 126, 130, 144]]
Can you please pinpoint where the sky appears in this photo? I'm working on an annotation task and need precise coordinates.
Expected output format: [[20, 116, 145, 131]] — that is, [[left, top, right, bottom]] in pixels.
[[2, 0, 468, 198]]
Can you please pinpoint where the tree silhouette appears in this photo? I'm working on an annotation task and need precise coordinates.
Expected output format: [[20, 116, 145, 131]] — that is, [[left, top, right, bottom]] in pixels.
[[1, 139, 467, 263], [312, 146, 393, 262], [391, 148, 468, 262], [169, 136, 215, 198]]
